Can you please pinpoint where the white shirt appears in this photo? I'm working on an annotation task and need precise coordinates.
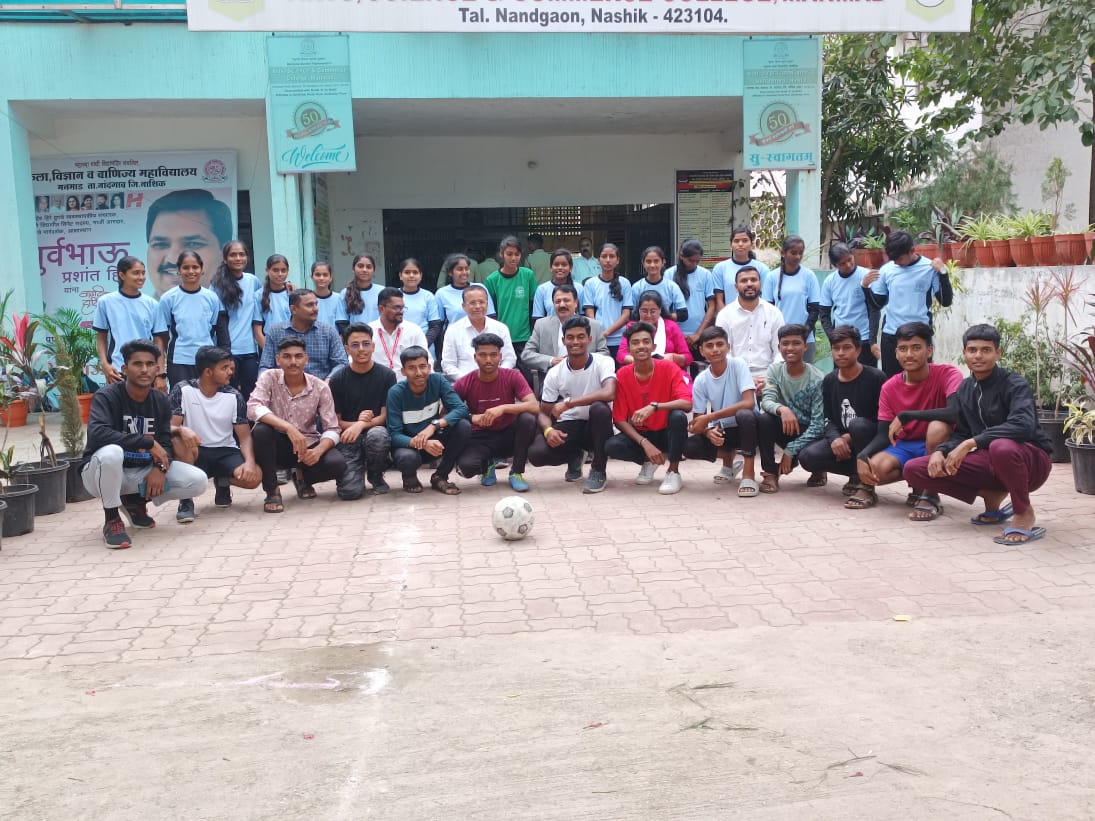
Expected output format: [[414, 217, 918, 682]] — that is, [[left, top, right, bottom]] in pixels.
[[368, 319, 431, 376], [541, 353, 616, 422], [441, 315, 517, 380], [714, 299, 785, 378]]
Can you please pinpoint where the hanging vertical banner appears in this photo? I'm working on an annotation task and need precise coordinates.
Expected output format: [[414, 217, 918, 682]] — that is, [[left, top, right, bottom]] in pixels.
[[674, 170, 735, 267], [31, 150, 237, 318], [268, 35, 357, 174], [743, 38, 821, 171]]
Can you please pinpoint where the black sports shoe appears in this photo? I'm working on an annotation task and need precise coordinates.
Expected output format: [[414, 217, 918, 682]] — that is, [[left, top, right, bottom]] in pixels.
[[120, 494, 156, 529], [176, 499, 196, 523], [368, 474, 390, 495], [102, 519, 132, 549], [214, 483, 233, 508]]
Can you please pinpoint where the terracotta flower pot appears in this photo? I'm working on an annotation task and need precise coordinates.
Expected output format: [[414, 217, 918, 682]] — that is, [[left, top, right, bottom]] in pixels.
[[1030, 235, 1058, 266], [853, 248, 884, 269], [915, 243, 939, 260], [947, 241, 975, 268], [0, 398, 28, 428], [1085, 232, 1095, 264], [78, 392, 94, 424], [1008, 237, 1036, 267], [972, 241, 996, 267], [987, 239, 1013, 267], [1055, 233, 1088, 266]]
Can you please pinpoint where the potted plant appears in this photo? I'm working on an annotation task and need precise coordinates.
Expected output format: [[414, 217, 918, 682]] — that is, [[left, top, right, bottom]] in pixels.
[[853, 230, 886, 269], [1056, 224, 1095, 267], [958, 214, 999, 267], [35, 309, 95, 502], [13, 416, 69, 516], [1004, 211, 1051, 268], [931, 206, 974, 267], [0, 291, 28, 428], [0, 309, 49, 422], [0, 404, 38, 537], [1062, 401, 1095, 494]]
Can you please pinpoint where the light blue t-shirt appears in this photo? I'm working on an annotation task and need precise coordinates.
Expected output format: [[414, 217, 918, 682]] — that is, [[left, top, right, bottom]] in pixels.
[[159, 286, 225, 366], [92, 290, 167, 371], [870, 255, 941, 335], [762, 266, 822, 343], [532, 280, 581, 319], [315, 291, 341, 328], [213, 272, 262, 356], [436, 284, 496, 324], [400, 289, 441, 330], [261, 288, 291, 328], [691, 356, 755, 428], [581, 275, 635, 346], [633, 277, 687, 318], [334, 285, 381, 325], [712, 258, 772, 296], [820, 266, 871, 340], [664, 265, 715, 335]]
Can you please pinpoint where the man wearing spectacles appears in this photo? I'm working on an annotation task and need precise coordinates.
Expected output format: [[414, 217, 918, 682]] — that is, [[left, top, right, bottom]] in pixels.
[[328, 323, 397, 498]]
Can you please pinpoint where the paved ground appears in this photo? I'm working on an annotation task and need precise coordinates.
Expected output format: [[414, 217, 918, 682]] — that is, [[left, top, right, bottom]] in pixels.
[[1, 417, 1094, 818]]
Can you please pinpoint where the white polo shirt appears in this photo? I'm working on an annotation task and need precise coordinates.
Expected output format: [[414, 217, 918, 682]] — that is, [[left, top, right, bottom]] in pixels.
[[541, 353, 616, 422], [714, 298, 785, 378]]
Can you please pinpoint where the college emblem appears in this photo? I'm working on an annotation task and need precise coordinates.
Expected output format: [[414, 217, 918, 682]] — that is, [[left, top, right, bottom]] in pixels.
[[748, 102, 810, 147], [286, 102, 341, 140], [202, 159, 229, 183]]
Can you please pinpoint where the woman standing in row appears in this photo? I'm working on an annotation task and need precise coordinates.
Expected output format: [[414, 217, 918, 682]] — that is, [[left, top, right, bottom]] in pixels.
[[211, 241, 263, 398], [582, 242, 634, 361], [713, 226, 771, 311], [762, 235, 821, 363], [159, 251, 229, 385], [335, 253, 381, 332]]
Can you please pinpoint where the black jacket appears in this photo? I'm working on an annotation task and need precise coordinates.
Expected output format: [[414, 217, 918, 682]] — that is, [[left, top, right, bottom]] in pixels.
[[937, 366, 1052, 455], [82, 381, 175, 462]]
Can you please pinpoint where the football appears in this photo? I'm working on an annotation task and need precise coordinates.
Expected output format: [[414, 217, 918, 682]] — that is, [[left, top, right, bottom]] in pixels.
[[492, 496, 535, 541]]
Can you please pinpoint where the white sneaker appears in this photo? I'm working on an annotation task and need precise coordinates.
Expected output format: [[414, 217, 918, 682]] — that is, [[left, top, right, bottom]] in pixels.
[[658, 471, 683, 495], [636, 462, 658, 485]]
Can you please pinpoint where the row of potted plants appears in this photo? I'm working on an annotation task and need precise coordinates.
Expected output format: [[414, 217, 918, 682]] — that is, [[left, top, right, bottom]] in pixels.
[[1, 293, 98, 541], [951, 213, 1094, 268]]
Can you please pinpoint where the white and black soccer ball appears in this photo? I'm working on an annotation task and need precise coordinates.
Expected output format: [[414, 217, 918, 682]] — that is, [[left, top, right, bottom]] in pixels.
[[492, 496, 535, 541]]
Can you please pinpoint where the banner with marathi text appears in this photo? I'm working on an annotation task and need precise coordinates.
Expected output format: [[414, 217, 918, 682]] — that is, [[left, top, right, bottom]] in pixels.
[[31, 150, 238, 322]]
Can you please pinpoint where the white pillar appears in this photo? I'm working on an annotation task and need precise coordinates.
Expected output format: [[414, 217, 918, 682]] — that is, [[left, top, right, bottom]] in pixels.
[[0, 101, 44, 313]]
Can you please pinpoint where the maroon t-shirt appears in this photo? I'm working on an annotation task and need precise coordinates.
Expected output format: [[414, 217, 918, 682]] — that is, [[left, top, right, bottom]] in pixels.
[[453, 368, 533, 431]]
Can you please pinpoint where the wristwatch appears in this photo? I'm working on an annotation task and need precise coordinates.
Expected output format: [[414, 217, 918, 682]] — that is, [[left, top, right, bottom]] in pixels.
[[651, 402, 660, 411], [154, 461, 168, 474]]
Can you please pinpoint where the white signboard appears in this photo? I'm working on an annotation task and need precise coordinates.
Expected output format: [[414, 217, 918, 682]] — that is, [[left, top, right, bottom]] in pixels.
[[188, 0, 972, 34]]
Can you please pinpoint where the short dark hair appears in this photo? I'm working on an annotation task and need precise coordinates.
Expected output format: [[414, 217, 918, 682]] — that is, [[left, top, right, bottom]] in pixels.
[[400, 345, 430, 365], [552, 284, 579, 301], [145, 189, 233, 245], [462, 284, 489, 303], [885, 230, 914, 259], [777, 323, 809, 343], [277, 336, 307, 352], [894, 321, 934, 345], [623, 321, 657, 341], [561, 315, 591, 335], [341, 322, 373, 343], [828, 242, 854, 266], [962, 323, 1001, 349], [288, 288, 315, 308], [680, 238, 704, 258], [528, 233, 544, 246], [735, 265, 760, 283], [195, 345, 232, 374], [471, 332, 505, 351], [827, 325, 862, 349], [699, 326, 728, 345], [120, 339, 161, 364], [378, 287, 403, 307]]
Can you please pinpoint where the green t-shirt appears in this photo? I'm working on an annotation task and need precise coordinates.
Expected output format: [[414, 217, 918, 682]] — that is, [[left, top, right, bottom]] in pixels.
[[486, 267, 538, 343]]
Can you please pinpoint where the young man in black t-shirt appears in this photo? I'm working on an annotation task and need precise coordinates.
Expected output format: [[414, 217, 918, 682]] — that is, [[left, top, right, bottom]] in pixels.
[[328, 323, 397, 498], [81, 339, 209, 548], [798, 326, 886, 508]]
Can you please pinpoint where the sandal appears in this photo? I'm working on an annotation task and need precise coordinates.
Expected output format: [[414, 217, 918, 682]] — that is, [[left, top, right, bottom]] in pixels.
[[970, 503, 1013, 526], [992, 526, 1046, 545], [844, 487, 877, 510], [263, 491, 284, 514], [293, 476, 317, 500], [905, 490, 921, 507], [908, 494, 944, 521], [403, 476, 424, 493], [429, 472, 461, 495], [806, 472, 828, 488], [841, 479, 861, 497], [737, 477, 759, 498], [759, 472, 779, 494]]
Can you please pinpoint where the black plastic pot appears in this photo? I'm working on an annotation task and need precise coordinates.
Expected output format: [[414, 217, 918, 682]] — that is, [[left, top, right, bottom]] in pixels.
[[0, 499, 6, 550], [14, 461, 69, 515], [0, 484, 38, 537], [1039, 412, 1071, 464], [1066, 441, 1095, 495], [57, 453, 93, 503]]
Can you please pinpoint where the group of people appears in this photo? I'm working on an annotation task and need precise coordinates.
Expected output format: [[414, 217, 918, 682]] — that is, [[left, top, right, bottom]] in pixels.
[[81, 228, 1051, 552]]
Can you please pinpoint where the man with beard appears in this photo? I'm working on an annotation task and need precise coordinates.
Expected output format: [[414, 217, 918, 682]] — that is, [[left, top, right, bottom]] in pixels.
[[713, 265, 785, 393]]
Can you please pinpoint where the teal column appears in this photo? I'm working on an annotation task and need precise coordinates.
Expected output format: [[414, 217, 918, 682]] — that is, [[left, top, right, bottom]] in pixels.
[[264, 100, 305, 285], [785, 170, 822, 266], [0, 101, 44, 314]]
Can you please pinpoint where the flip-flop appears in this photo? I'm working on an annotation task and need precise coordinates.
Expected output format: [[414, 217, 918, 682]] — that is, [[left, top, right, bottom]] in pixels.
[[263, 493, 284, 514], [806, 472, 828, 488], [840, 480, 861, 497], [737, 478, 759, 498], [844, 488, 878, 510], [293, 477, 317, 500], [970, 503, 1013, 526], [993, 526, 1047, 545]]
